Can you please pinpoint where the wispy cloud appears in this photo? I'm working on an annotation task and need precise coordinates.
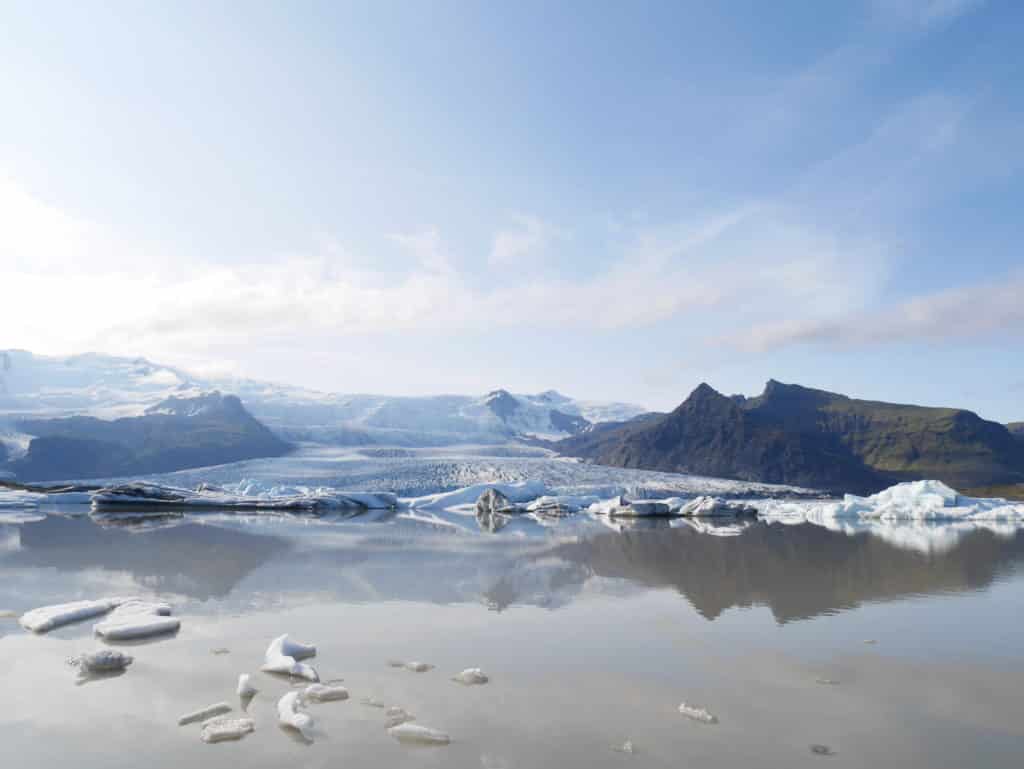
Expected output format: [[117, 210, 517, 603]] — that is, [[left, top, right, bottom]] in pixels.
[[488, 214, 566, 266]]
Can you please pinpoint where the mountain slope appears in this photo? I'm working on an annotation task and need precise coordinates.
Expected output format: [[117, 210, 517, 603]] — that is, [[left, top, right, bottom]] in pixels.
[[8, 392, 290, 481], [1010, 422, 1024, 440], [557, 380, 1024, 494]]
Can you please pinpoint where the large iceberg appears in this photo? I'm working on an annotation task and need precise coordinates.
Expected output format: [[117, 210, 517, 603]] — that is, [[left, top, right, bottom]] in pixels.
[[90, 481, 397, 512], [758, 480, 1024, 523]]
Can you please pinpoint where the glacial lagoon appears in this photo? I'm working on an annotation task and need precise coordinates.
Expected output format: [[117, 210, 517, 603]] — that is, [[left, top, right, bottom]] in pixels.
[[2, 448, 1024, 769]]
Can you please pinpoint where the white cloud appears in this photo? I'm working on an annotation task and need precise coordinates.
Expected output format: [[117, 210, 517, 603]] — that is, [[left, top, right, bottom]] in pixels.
[[488, 214, 565, 266]]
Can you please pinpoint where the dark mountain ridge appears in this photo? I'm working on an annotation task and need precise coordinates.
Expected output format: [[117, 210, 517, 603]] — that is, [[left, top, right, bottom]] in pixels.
[[7, 392, 290, 482], [556, 380, 1024, 494]]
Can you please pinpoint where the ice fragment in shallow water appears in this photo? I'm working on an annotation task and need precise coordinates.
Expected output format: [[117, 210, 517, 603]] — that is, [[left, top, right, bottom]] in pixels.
[[678, 702, 718, 724], [21, 597, 137, 633], [388, 723, 450, 745], [200, 717, 255, 743], [360, 696, 386, 708], [261, 634, 319, 681], [179, 703, 232, 726], [277, 691, 314, 735], [69, 649, 133, 675], [384, 707, 415, 728], [303, 683, 349, 702], [93, 600, 180, 640], [404, 661, 433, 672], [237, 674, 258, 698], [452, 667, 489, 685]]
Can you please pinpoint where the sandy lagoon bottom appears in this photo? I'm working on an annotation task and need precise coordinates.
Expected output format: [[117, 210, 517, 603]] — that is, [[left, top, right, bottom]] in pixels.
[[1, 512, 1023, 769]]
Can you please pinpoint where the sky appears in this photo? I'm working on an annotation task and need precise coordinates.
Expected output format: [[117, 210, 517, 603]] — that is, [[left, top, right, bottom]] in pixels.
[[1, 0, 1022, 420]]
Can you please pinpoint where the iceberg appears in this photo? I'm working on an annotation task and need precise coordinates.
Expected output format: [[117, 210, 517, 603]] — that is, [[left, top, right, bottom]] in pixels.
[[21, 596, 138, 633], [261, 634, 319, 681], [237, 673, 258, 698], [69, 649, 134, 675], [93, 600, 180, 640], [90, 481, 397, 512], [387, 722, 451, 745], [277, 691, 314, 735], [678, 702, 718, 724], [758, 480, 1024, 523], [302, 683, 348, 702], [200, 716, 255, 743], [451, 668, 489, 685], [179, 703, 232, 726], [384, 707, 415, 728]]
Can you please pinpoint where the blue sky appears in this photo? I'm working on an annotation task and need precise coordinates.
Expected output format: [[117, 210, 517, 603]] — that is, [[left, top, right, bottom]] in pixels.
[[1, 0, 1022, 419]]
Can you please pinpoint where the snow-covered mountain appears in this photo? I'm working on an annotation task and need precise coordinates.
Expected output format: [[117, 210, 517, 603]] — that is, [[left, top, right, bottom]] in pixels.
[[0, 350, 647, 447]]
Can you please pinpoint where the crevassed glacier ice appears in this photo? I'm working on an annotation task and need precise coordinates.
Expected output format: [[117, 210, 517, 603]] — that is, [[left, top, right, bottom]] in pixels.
[[90, 482, 396, 512]]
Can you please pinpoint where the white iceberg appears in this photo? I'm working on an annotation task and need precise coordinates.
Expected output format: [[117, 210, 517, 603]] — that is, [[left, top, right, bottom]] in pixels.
[[179, 703, 232, 726], [200, 716, 254, 743], [69, 649, 133, 675], [261, 634, 319, 681], [404, 661, 433, 672], [678, 702, 718, 724], [452, 667, 489, 685], [384, 707, 415, 728], [90, 481, 397, 512], [277, 691, 314, 735], [93, 600, 180, 640], [21, 596, 138, 633], [758, 480, 1024, 523], [387, 722, 450, 745], [237, 673, 258, 698], [302, 683, 348, 702]]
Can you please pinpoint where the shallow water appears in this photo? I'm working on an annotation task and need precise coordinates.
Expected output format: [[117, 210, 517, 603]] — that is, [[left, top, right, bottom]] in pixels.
[[1, 508, 1023, 769]]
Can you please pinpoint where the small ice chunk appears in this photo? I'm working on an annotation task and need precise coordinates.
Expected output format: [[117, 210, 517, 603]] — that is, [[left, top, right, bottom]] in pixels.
[[277, 691, 314, 735], [211, 647, 230, 655], [452, 668, 489, 685], [93, 600, 179, 640], [21, 597, 137, 633], [384, 707, 415, 728], [360, 696, 386, 708], [815, 677, 840, 686], [69, 649, 134, 675], [261, 634, 319, 681], [200, 716, 255, 743], [386, 659, 405, 668], [387, 722, 450, 745], [678, 702, 718, 724], [613, 740, 636, 754], [303, 683, 349, 702], [179, 702, 232, 726], [810, 744, 836, 756], [863, 639, 878, 645], [237, 673, 258, 698], [404, 661, 433, 672]]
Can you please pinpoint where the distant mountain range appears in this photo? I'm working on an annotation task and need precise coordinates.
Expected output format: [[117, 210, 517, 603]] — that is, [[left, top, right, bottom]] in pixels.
[[0, 350, 645, 453], [556, 380, 1024, 495], [7, 392, 290, 482]]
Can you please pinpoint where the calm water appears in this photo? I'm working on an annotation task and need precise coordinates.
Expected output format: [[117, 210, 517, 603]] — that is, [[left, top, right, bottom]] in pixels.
[[1, 512, 1023, 768]]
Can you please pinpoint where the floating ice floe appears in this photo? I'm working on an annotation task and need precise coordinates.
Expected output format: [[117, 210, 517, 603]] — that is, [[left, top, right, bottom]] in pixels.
[[678, 702, 718, 724], [179, 703, 232, 726], [21, 596, 138, 633], [758, 480, 1024, 523], [69, 649, 133, 675], [237, 673, 258, 698], [404, 661, 433, 673], [261, 634, 319, 681], [613, 740, 636, 754], [676, 496, 757, 517], [93, 600, 180, 640], [384, 707, 415, 728], [277, 691, 314, 735], [90, 481, 397, 513], [302, 683, 348, 702], [387, 722, 450, 745], [200, 716, 255, 744], [452, 667, 489, 685]]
